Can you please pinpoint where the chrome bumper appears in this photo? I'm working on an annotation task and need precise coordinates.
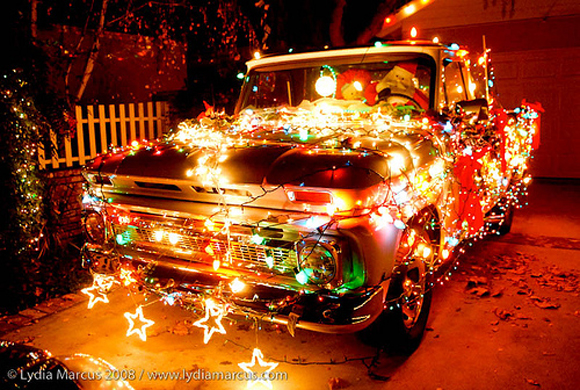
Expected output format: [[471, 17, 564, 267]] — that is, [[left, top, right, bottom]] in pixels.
[[83, 244, 387, 334]]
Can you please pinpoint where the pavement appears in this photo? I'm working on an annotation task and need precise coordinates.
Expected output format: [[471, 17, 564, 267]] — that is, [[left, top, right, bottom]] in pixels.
[[1, 178, 579, 390]]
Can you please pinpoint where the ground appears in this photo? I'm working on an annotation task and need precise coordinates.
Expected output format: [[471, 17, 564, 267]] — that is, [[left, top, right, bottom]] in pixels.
[[2, 179, 579, 390]]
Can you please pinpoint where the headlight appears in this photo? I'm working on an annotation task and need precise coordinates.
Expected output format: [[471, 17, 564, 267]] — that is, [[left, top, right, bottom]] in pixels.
[[297, 241, 338, 285], [84, 211, 105, 244]]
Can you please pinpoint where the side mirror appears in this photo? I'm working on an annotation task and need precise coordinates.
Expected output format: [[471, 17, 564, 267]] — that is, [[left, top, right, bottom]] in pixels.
[[456, 98, 489, 121]]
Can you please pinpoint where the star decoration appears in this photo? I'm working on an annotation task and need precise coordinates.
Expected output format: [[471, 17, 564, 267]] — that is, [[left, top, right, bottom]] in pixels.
[[161, 292, 180, 306], [193, 298, 227, 344], [119, 267, 137, 286], [93, 273, 116, 290], [81, 284, 109, 309], [124, 306, 155, 341], [81, 273, 118, 309], [238, 348, 279, 389]]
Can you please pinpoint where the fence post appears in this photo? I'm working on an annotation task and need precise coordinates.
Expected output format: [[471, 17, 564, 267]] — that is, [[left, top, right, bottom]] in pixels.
[[129, 103, 137, 142], [50, 130, 59, 169], [76, 106, 86, 166], [119, 104, 127, 146], [38, 143, 47, 169], [87, 105, 97, 158], [163, 101, 169, 135], [98, 104, 108, 154], [109, 104, 117, 146], [155, 101, 162, 138], [147, 101, 155, 139], [64, 135, 73, 167], [138, 103, 146, 140]]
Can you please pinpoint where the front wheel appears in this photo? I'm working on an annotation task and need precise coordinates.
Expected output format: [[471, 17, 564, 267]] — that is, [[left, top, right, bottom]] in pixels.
[[360, 226, 434, 353]]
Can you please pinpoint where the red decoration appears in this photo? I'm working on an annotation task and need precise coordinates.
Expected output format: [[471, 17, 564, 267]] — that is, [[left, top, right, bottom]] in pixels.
[[522, 99, 544, 150], [453, 146, 492, 234], [492, 108, 508, 173], [364, 81, 378, 105], [197, 101, 214, 119], [412, 89, 429, 109], [336, 69, 377, 103]]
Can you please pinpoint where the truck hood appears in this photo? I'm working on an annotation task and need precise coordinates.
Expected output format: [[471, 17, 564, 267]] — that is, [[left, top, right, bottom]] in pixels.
[[86, 137, 415, 189], [84, 111, 439, 214]]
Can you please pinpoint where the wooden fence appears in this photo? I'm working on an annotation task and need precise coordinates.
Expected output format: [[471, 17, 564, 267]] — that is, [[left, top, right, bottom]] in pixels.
[[39, 101, 170, 169]]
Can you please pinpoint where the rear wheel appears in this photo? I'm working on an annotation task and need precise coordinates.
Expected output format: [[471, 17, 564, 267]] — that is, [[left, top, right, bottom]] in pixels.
[[497, 205, 514, 235], [361, 226, 434, 353], [488, 202, 514, 236]]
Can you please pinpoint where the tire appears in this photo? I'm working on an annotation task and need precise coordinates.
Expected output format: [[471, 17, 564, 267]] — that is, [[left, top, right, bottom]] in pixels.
[[489, 203, 514, 236], [497, 204, 514, 235], [360, 226, 434, 353]]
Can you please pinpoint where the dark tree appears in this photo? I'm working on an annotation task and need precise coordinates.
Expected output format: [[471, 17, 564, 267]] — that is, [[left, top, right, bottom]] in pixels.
[[0, 1, 80, 313]]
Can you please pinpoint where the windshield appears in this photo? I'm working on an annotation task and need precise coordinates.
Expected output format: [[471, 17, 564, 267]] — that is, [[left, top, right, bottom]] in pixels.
[[236, 54, 436, 114]]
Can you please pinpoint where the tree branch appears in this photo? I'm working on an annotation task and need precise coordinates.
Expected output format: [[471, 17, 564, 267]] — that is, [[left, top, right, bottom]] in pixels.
[[75, 0, 109, 103], [329, 0, 346, 47], [31, 0, 38, 38], [64, 0, 96, 105], [355, 0, 398, 45]]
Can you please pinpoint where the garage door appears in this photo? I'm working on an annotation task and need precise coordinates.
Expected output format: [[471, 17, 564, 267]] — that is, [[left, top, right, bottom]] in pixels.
[[493, 48, 580, 178]]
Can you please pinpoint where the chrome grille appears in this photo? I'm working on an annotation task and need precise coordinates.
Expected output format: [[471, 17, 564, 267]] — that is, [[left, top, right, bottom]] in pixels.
[[113, 224, 297, 274]]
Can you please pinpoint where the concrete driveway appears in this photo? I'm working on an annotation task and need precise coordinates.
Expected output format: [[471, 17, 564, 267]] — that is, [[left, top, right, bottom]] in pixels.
[[2, 179, 579, 390]]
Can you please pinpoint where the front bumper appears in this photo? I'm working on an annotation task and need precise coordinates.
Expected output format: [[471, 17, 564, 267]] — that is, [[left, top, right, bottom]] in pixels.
[[83, 243, 387, 334]]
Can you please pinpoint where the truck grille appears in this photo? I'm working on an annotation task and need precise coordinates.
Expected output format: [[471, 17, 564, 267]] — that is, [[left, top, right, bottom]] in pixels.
[[113, 224, 297, 274]]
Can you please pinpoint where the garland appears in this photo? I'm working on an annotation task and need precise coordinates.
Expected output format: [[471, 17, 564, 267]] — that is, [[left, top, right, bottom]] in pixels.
[[81, 99, 541, 385]]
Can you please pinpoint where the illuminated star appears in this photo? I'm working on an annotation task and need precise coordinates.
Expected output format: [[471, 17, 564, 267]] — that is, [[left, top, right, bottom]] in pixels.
[[93, 273, 116, 290], [193, 298, 226, 344], [81, 273, 118, 309], [119, 267, 137, 286], [238, 348, 279, 389], [81, 284, 109, 309], [161, 292, 180, 306], [124, 306, 155, 341]]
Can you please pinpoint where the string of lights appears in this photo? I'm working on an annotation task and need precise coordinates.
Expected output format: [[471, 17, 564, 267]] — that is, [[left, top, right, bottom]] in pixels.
[[78, 44, 541, 384], [81, 97, 540, 333]]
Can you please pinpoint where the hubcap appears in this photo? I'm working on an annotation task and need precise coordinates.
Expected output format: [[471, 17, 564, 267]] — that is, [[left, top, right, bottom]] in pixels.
[[399, 230, 431, 329]]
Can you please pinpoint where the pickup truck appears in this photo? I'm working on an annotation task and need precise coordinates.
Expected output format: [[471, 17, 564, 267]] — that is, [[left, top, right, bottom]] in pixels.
[[81, 40, 540, 350]]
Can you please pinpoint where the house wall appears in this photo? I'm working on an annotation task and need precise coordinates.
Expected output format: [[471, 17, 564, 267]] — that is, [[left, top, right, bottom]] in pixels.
[[40, 26, 187, 104], [400, 0, 580, 178], [37, 27, 186, 241], [43, 168, 84, 240]]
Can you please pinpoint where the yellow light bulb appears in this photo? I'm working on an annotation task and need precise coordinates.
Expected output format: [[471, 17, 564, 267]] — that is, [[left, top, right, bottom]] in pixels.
[[230, 278, 246, 293], [168, 232, 179, 245], [405, 5, 416, 15], [315, 76, 336, 97]]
